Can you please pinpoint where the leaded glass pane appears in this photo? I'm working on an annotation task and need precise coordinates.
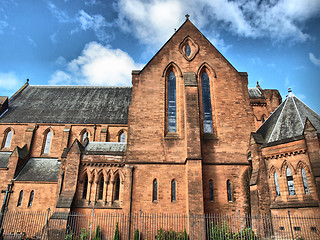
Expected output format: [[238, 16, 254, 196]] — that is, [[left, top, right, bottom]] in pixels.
[[115, 176, 120, 200], [43, 131, 52, 154], [28, 191, 34, 207], [17, 190, 23, 206], [120, 132, 126, 142], [168, 71, 176, 132], [301, 168, 310, 194], [274, 172, 280, 196], [153, 179, 158, 201], [4, 130, 12, 148], [209, 180, 214, 201], [201, 71, 213, 133], [286, 167, 296, 195], [171, 179, 176, 201], [82, 175, 88, 199], [227, 180, 232, 202], [185, 44, 191, 56], [98, 176, 104, 200]]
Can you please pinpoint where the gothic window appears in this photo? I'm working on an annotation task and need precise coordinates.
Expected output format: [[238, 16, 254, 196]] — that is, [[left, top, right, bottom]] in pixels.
[[227, 180, 232, 202], [82, 131, 88, 144], [60, 172, 64, 195], [301, 168, 310, 195], [201, 71, 213, 133], [98, 176, 104, 200], [274, 172, 281, 196], [17, 190, 23, 206], [286, 167, 296, 196], [209, 180, 214, 202], [167, 70, 176, 132], [82, 174, 88, 199], [153, 179, 158, 202], [28, 191, 34, 207], [3, 129, 13, 148], [171, 179, 176, 202], [43, 130, 52, 154], [114, 175, 120, 201], [119, 132, 126, 142]]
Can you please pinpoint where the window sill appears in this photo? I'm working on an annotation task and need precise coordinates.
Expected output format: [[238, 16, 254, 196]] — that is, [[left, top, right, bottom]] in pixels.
[[202, 133, 218, 140], [165, 132, 180, 140]]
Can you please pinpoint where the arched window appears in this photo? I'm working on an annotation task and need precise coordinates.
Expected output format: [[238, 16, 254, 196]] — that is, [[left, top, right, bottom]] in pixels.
[[82, 174, 88, 199], [60, 172, 64, 195], [82, 131, 88, 144], [185, 44, 191, 56], [274, 172, 281, 196], [301, 168, 310, 194], [286, 167, 296, 195], [43, 130, 52, 154], [201, 71, 213, 133], [17, 190, 23, 206], [3, 129, 13, 148], [98, 176, 104, 200], [114, 175, 120, 201], [209, 180, 214, 201], [153, 179, 158, 202], [171, 179, 176, 202], [119, 132, 126, 142], [227, 180, 232, 202], [28, 191, 34, 207], [167, 70, 176, 132]]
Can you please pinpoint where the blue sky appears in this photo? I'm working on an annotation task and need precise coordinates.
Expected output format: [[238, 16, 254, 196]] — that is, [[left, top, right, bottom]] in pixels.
[[0, 0, 319, 113]]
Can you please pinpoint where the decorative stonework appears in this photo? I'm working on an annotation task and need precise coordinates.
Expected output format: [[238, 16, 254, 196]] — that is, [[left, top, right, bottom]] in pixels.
[[264, 149, 306, 160], [179, 36, 199, 61]]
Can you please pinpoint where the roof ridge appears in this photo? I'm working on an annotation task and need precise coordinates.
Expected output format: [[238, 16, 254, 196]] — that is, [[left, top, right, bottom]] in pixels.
[[267, 97, 289, 143]]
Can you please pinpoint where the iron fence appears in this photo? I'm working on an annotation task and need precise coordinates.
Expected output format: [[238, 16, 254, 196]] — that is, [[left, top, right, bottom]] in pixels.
[[0, 210, 319, 240]]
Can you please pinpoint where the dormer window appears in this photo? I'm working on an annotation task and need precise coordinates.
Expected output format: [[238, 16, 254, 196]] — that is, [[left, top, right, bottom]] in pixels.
[[2, 129, 13, 149], [43, 130, 52, 154], [82, 131, 88, 144]]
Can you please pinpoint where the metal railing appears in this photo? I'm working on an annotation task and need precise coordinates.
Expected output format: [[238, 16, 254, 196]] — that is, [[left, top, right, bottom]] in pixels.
[[0, 210, 319, 240]]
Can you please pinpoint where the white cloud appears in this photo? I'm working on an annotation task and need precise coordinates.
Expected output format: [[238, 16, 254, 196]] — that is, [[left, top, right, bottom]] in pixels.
[[0, 72, 22, 96], [309, 52, 320, 67], [74, 10, 111, 41], [26, 36, 37, 47], [50, 42, 143, 86], [47, 1, 70, 23], [115, 0, 320, 46], [0, 20, 8, 34]]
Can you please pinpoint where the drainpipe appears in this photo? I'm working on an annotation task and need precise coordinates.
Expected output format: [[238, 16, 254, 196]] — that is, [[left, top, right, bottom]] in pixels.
[[128, 166, 134, 240]]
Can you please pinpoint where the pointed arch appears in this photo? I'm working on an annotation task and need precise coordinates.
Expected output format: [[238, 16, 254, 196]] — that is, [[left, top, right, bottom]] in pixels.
[[197, 62, 217, 79], [227, 179, 232, 202], [296, 161, 311, 173], [117, 129, 127, 142], [153, 178, 158, 202], [162, 62, 183, 78], [114, 174, 121, 201], [2, 127, 14, 149], [82, 173, 89, 199], [80, 128, 91, 145], [113, 169, 125, 182], [28, 190, 34, 207], [42, 128, 53, 154], [280, 160, 296, 177], [79, 169, 89, 183], [269, 165, 281, 178]]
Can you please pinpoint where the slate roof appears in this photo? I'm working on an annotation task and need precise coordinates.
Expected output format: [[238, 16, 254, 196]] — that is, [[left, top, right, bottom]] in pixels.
[[85, 142, 126, 154], [0, 152, 11, 168], [257, 92, 320, 144], [15, 158, 60, 182], [0, 86, 132, 124], [248, 87, 264, 99]]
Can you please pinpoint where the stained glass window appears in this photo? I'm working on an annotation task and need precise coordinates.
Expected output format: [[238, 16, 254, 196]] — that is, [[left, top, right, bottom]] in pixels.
[[185, 44, 191, 56], [98, 176, 104, 200], [17, 190, 23, 206], [227, 180, 232, 202], [82, 175, 88, 199], [43, 131, 52, 154], [171, 179, 176, 202], [153, 179, 158, 201], [274, 172, 281, 196], [286, 167, 296, 195], [120, 132, 126, 142], [201, 71, 213, 133], [115, 176, 120, 200], [4, 130, 12, 148], [301, 168, 310, 194], [168, 71, 176, 132], [28, 191, 34, 207], [209, 180, 214, 201]]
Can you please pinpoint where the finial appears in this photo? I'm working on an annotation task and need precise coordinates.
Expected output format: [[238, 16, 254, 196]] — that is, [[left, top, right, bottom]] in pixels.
[[185, 14, 190, 20], [288, 88, 292, 93], [27, 78, 29, 83]]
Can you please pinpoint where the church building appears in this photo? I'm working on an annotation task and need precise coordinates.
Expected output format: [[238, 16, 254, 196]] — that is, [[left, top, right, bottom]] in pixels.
[[0, 18, 319, 222]]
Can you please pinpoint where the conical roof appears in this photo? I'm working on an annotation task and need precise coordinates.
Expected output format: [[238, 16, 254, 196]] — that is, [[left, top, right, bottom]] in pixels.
[[257, 92, 320, 144]]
